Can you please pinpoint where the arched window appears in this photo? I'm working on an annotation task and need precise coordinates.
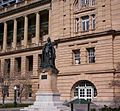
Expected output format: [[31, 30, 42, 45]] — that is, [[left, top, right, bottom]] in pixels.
[[71, 80, 97, 101], [74, 0, 95, 11]]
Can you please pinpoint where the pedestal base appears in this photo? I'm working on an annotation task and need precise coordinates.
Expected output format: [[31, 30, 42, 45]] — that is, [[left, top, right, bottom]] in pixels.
[[21, 92, 70, 111]]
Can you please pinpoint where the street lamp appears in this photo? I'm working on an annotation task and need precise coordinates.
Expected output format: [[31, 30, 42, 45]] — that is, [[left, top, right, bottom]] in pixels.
[[87, 99, 91, 111], [14, 86, 17, 107]]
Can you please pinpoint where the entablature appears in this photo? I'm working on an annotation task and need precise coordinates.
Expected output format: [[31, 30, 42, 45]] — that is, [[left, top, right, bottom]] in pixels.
[[0, 0, 51, 18]]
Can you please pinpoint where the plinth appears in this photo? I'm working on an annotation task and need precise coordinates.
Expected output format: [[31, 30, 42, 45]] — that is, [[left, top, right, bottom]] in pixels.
[[21, 68, 70, 111]]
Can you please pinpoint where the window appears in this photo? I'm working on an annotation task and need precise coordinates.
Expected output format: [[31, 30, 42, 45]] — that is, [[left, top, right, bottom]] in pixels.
[[15, 57, 21, 72], [87, 48, 95, 63], [38, 54, 42, 67], [92, 15, 95, 30], [75, 18, 80, 32], [40, 10, 49, 38], [73, 49, 80, 64], [28, 85, 32, 97], [26, 56, 33, 72], [7, 21, 13, 47], [4, 59, 10, 76], [2, 85, 9, 97], [74, 85, 94, 100], [0, 23, 4, 49], [80, 0, 89, 7], [80, 0, 95, 7], [28, 13, 36, 42], [81, 16, 89, 32], [73, 80, 97, 100]]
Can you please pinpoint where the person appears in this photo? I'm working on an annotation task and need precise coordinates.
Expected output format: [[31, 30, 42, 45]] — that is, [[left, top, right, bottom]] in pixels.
[[41, 37, 56, 68]]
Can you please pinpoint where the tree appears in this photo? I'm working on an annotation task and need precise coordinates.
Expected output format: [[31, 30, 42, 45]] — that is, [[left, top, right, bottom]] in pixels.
[[0, 63, 32, 104], [109, 62, 120, 107], [0, 74, 13, 105], [13, 72, 32, 103]]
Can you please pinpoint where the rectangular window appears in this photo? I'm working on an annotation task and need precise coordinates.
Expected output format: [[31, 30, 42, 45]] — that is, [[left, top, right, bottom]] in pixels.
[[79, 89, 85, 97], [40, 10, 49, 38], [2, 85, 9, 97], [26, 56, 33, 72], [38, 54, 42, 68], [15, 57, 21, 72], [4, 59, 10, 76], [73, 49, 80, 64], [0, 23, 4, 50], [81, 16, 89, 32], [7, 21, 13, 47], [17, 17, 24, 45], [87, 89, 92, 97], [80, 0, 95, 7], [28, 13, 36, 43], [87, 48, 95, 63], [28, 85, 32, 97]]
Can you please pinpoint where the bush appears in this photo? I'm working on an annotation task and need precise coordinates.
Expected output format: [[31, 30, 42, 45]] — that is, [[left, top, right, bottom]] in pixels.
[[0, 103, 32, 108], [100, 105, 120, 111], [91, 108, 96, 111]]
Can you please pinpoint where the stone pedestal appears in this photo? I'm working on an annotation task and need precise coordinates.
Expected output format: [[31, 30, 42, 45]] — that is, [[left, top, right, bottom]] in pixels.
[[21, 68, 70, 111]]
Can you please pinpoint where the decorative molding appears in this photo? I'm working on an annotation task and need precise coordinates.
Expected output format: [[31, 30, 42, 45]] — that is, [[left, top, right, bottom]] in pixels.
[[0, 0, 51, 18], [54, 30, 118, 45]]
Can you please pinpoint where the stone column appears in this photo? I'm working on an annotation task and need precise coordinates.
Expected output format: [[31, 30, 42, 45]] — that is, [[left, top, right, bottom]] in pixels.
[[24, 16, 28, 47], [36, 12, 40, 45], [3, 22, 7, 51], [13, 19, 17, 49]]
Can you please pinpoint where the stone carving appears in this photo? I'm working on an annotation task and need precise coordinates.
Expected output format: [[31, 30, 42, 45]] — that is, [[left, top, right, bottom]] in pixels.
[[41, 37, 56, 68]]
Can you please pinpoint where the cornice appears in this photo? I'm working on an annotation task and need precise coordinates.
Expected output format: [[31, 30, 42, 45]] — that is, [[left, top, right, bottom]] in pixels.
[[0, 45, 43, 56], [0, 0, 51, 18], [54, 30, 119, 45]]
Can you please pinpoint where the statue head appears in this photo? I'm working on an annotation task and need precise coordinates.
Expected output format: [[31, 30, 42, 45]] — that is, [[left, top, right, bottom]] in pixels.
[[47, 37, 51, 43]]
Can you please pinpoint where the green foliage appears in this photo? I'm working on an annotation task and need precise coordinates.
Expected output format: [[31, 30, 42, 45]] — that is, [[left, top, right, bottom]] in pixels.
[[100, 105, 120, 111], [0, 103, 32, 108], [91, 108, 96, 111]]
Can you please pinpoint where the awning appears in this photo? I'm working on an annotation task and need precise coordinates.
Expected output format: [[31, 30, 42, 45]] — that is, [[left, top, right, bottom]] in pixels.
[[64, 98, 90, 106]]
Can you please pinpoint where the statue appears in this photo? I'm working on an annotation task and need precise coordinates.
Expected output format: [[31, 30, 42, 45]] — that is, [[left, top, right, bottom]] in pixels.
[[40, 37, 56, 69]]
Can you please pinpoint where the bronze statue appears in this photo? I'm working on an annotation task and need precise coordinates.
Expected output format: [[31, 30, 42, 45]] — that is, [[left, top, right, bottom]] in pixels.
[[40, 37, 56, 68]]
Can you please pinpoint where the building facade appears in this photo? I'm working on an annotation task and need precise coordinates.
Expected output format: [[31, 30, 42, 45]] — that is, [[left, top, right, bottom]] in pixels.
[[0, 0, 120, 107]]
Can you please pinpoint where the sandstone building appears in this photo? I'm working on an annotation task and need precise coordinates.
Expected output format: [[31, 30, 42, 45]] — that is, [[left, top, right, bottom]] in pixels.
[[0, 0, 120, 108]]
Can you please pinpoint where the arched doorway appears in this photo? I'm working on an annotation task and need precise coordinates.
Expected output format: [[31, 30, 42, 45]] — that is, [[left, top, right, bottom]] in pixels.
[[71, 80, 97, 101]]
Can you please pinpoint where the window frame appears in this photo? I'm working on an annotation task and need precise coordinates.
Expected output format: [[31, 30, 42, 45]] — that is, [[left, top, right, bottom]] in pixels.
[[74, 85, 94, 100], [72, 49, 81, 65], [81, 16, 89, 32], [87, 47, 95, 63]]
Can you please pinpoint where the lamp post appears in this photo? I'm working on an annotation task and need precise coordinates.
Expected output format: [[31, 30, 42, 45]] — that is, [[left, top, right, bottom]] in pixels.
[[87, 99, 91, 111], [14, 86, 17, 107]]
